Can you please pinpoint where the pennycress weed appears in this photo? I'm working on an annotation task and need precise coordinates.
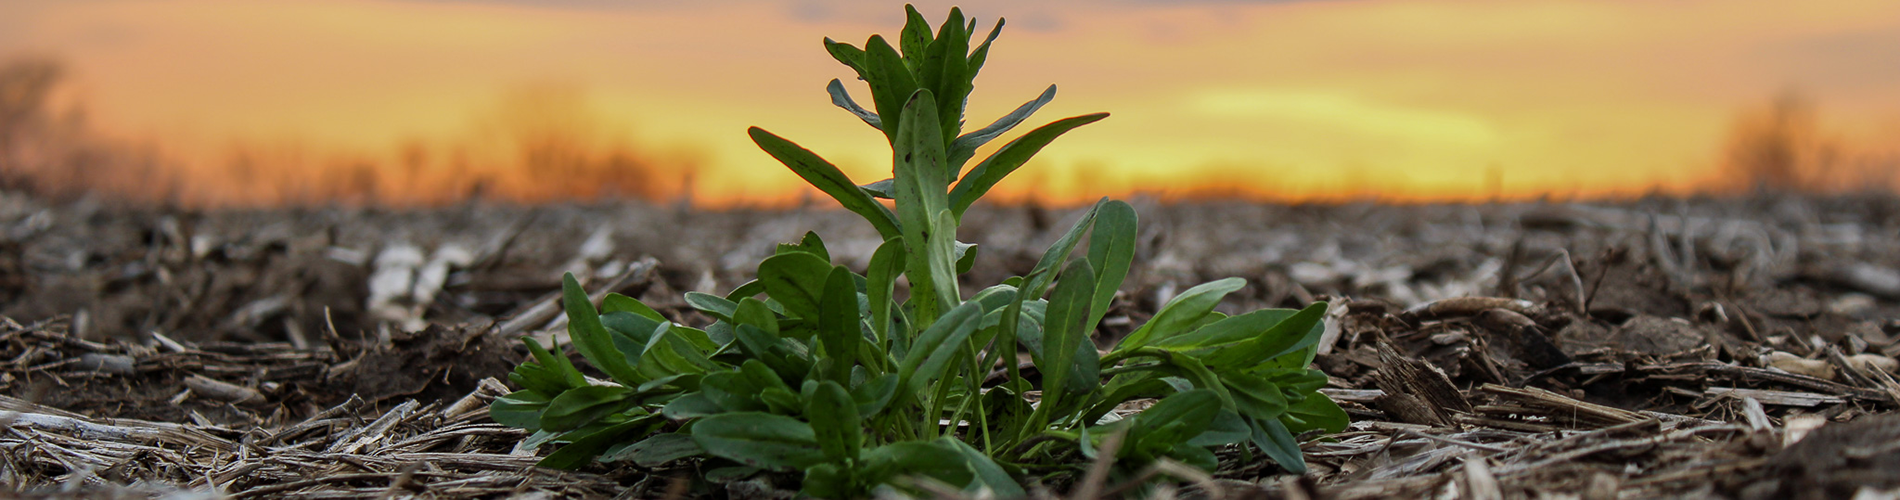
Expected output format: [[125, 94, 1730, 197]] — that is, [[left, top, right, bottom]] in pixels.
[[491, 6, 1346, 498]]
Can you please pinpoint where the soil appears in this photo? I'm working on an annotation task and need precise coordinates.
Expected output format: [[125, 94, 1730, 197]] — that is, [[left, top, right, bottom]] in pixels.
[[2, 191, 1899, 498]]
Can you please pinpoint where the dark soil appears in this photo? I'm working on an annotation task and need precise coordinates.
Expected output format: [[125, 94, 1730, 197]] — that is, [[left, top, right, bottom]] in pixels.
[[3, 192, 1899, 498]]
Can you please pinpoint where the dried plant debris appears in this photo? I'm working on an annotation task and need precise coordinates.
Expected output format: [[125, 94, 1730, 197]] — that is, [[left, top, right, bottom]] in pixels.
[[1, 194, 1899, 497]]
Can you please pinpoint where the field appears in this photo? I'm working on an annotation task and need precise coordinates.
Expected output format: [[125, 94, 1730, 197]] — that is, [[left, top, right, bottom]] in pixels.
[[3, 192, 1899, 498]]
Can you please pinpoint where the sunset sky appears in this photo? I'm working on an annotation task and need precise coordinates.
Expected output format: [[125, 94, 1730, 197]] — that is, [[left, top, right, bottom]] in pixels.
[[3, 0, 1898, 206]]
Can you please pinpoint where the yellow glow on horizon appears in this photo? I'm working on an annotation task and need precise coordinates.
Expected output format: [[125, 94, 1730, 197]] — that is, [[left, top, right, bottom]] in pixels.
[[1, 0, 1896, 207]]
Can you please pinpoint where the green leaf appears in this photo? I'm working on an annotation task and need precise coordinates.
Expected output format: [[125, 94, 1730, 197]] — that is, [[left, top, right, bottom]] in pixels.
[[684, 292, 739, 322], [822, 37, 868, 79], [954, 241, 979, 275], [661, 391, 721, 419], [1038, 258, 1097, 412], [725, 279, 767, 302], [1082, 371, 1168, 424], [490, 390, 551, 430], [561, 273, 644, 386], [734, 324, 811, 383], [777, 231, 831, 262], [1150, 309, 1296, 350], [861, 177, 896, 199], [899, 5, 934, 72], [601, 311, 662, 344], [864, 35, 920, 144], [816, 266, 861, 384], [1282, 391, 1349, 434], [860, 441, 972, 491], [1085, 200, 1137, 337], [1128, 389, 1220, 454], [541, 385, 634, 432], [897, 300, 985, 396], [701, 370, 769, 413], [513, 336, 585, 394], [948, 113, 1109, 216], [950, 85, 1055, 168], [866, 237, 907, 347], [926, 209, 962, 311], [826, 79, 882, 130], [1020, 199, 1104, 299], [926, 8, 971, 148], [851, 373, 900, 417], [802, 463, 851, 499], [940, 437, 1027, 499], [1118, 277, 1248, 350], [732, 298, 780, 337], [1250, 415, 1308, 474], [1201, 302, 1327, 370], [806, 380, 863, 462], [602, 293, 666, 323], [1188, 408, 1251, 447], [893, 89, 959, 324], [636, 323, 716, 387], [761, 387, 802, 414], [603, 432, 703, 467], [538, 416, 658, 470], [691, 412, 827, 471], [756, 251, 833, 320], [1160, 350, 1237, 411], [748, 127, 902, 239], [964, 18, 1004, 80], [1221, 370, 1289, 419], [1167, 443, 1218, 473]]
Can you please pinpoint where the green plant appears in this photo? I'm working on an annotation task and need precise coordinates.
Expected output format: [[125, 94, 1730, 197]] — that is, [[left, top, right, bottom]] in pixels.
[[491, 6, 1346, 497]]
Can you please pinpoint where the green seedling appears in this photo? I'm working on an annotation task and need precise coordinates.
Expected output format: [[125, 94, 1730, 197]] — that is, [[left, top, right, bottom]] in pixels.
[[493, 5, 1346, 497]]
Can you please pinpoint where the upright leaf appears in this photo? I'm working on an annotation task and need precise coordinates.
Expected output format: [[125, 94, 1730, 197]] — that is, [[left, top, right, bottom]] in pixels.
[[749, 127, 902, 238], [1021, 199, 1105, 299], [756, 251, 833, 320], [816, 266, 861, 383], [964, 19, 1004, 80], [1085, 200, 1137, 336], [898, 5, 934, 72], [732, 297, 780, 336], [897, 301, 985, 396], [806, 380, 863, 462], [1037, 258, 1096, 417], [864, 36, 919, 144], [866, 237, 907, 347], [927, 8, 971, 148], [562, 273, 643, 385], [892, 89, 958, 323]]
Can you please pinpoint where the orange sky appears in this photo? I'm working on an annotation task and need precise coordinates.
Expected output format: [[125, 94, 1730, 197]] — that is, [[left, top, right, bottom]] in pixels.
[[3, 0, 1898, 206]]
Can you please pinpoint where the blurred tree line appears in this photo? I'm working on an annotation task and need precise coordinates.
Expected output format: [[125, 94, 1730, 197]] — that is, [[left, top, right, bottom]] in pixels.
[[1725, 91, 1900, 194], [0, 56, 686, 208], [0, 57, 175, 203]]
